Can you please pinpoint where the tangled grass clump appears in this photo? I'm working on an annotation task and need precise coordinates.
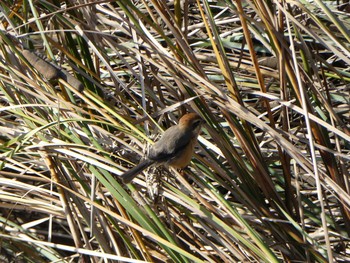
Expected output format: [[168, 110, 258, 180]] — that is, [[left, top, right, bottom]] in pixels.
[[0, 0, 349, 262]]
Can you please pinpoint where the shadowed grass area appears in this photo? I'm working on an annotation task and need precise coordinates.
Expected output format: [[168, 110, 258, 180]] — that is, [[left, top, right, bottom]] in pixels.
[[0, 0, 349, 262]]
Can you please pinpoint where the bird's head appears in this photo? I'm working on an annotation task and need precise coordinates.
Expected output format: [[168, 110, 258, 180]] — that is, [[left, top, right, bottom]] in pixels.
[[178, 113, 203, 134]]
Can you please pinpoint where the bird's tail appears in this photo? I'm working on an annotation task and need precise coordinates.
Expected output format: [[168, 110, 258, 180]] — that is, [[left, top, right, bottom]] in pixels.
[[119, 159, 154, 184]]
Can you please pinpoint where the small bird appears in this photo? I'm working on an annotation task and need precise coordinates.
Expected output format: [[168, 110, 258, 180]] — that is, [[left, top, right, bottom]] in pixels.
[[119, 113, 203, 184]]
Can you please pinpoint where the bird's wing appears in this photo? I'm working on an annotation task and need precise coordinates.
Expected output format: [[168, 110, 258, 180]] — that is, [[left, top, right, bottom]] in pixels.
[[148, 126, 192, 162]]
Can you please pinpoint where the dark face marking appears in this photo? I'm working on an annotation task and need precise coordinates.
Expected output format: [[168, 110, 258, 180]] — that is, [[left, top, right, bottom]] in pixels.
[[192, 119, 202, 129]]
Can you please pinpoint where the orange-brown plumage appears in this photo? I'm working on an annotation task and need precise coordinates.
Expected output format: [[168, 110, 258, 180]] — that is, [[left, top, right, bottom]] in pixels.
[[119, 113, 203, 183]]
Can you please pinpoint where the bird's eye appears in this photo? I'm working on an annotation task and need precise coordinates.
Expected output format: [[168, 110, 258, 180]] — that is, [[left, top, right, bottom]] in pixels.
[[192, 119, 202, 129]]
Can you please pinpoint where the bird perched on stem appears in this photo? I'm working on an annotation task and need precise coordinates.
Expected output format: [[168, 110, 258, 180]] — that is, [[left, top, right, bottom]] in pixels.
[[119, 113, 203, 184]]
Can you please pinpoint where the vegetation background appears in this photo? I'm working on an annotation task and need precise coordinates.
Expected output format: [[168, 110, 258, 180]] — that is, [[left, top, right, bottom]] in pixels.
[[0, 0, 349, 262]]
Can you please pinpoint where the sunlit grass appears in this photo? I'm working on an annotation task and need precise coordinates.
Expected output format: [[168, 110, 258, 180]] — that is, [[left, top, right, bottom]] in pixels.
[[0, 0, 349, 262]]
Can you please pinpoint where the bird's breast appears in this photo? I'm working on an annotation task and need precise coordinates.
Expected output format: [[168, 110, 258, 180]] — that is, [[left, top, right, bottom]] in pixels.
[[168, 138, 197, 168]]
